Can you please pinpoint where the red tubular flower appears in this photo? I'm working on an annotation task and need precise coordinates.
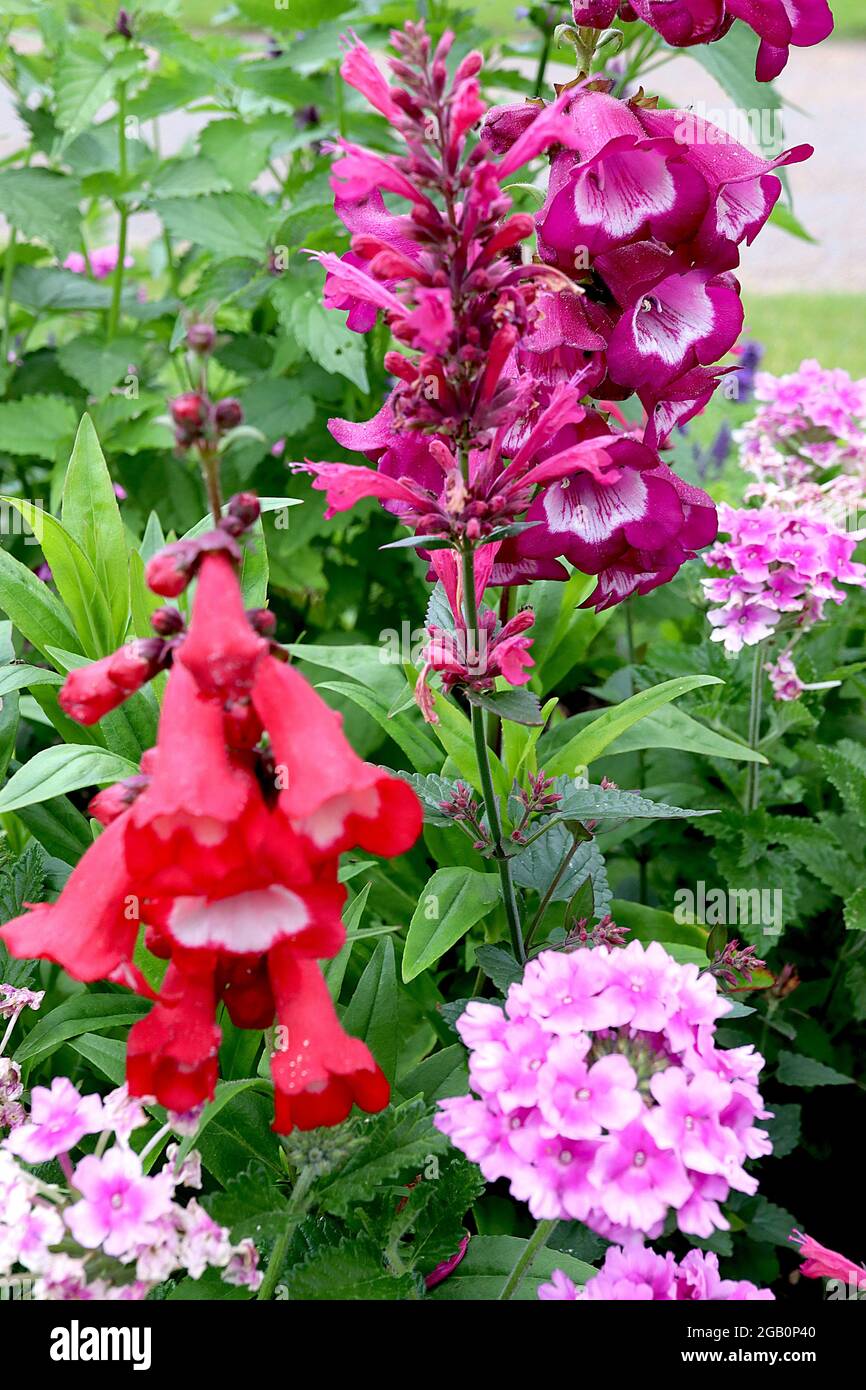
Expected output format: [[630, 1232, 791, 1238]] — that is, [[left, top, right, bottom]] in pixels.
[[58, 640, 166, 724], [217, 953, 274, 1030], [124, 664, 269, 898], [177, 552, 268, 699], [1, 488, 421, 1132], [269, 948, 390, 1134], [251, 655, 423, 860], [127, 957, 221, 1113], [0, 817, 138, 981]]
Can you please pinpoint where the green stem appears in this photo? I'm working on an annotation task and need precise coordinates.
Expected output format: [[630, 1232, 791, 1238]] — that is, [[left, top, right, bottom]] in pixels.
[[200, 446, 223, 525], [745, 640, 766, 813], [1, 226, 15, 379], [498, 1218, 557, 1300], [533, 30, 551, 98], [525, 828, 586, 949], [625, 600, 648, 903], [460, 541, 526, 964], [257, 1167, 316, 1301], [107, 83, 129, 340]]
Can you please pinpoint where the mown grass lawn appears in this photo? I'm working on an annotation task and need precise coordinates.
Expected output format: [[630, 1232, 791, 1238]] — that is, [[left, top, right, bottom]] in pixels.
[[742, 294, 866, 376]]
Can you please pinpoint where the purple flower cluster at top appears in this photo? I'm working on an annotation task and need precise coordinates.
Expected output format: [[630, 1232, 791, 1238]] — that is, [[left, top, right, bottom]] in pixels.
[[435, 940, 771, 1240], [539, 1243, 773, 1300], [571, 1, 834, 82], [702, 504, 866, 661], [301, 23, 813, 614], [740, 360, 866, 517]]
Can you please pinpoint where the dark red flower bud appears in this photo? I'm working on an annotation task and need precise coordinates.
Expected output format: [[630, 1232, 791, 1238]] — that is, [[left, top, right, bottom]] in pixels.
[[89, 774, 150, 827], [246, 607, 276, 636], [170, 393, 207, 428], [214, 397, 243, 432], [146, 540, 200, 597], [186, 322, 216, 354], [108, 638, 166, 691], [116, 8, 133, 38], [151, 606, 185, 636], [229, 491, 260, 525]]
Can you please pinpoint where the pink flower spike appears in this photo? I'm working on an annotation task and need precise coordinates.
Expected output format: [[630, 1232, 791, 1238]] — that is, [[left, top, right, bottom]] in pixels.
[[790, 1230, 866, 1286], [339, 33, 400, 121]]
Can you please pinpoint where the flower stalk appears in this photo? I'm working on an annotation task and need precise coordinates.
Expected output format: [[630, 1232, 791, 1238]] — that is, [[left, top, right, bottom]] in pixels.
[[498, 1218, 557, 1300]]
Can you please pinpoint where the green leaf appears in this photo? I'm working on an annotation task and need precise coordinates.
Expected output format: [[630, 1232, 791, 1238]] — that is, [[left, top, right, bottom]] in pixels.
[[397, 1044, 469, 1104], [318, 680, 441, 773], [67, 1032, 127, 1085], [174, 1079, 272, 1166], [280, 287, 369, 391], [0, 745, 139, 814], [512, 826, 611, 914], [844, 885, 866, 932], [54, 41, 138, 148], [466, 687, 543, 726], [10, 265, 116, 313], [776, 1051, 854, 1088], [342, 937, 400, 1082], [0, 169, 82, 257], [11, 793, 92, 864], [14, 993, 150, 1068], [394, 771, 465, 826], [0, 395, 77, 458], [0, 664, 63, 697], [316, 1098, 448, 1218], [545, 778, 716, 825], [428, 688, 510, 798], [608, 898, 708, 950], [543, 676, 722, 776], [284, 1236, 418, 1300], [61, 414, 130, 643], [194, 1087, 282, 1186], [403, 868, 501, 982], [428, 1234, 595, 1300], [0, 544, 80, 660], [237, 377, 315, 442], [57, 337, 142, 399], [153, 193, 277, 259], [0, 843, 45, 988], [0, 497, 114, 657], [474, 944, 523, 992]]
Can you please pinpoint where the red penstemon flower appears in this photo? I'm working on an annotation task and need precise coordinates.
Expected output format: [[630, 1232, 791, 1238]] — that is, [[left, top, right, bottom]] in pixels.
[[0, 496, 422, 1133]]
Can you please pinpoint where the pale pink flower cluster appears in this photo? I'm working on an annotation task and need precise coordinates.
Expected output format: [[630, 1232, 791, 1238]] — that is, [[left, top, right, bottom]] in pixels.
[[435, 941, 771, 1240], [738, 360, 866, 522], [539, 1244, 773, 1301], [0, 1077, 261, 1299], [702, 504, 866, 660], [63, 246, 133, 279]]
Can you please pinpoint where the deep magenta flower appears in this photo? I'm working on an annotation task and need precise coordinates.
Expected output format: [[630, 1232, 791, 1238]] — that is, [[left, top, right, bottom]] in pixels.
[[573, 0, 834, 80]]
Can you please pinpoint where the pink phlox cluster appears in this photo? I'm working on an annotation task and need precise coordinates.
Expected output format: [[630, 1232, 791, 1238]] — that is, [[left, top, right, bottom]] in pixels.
[[435, 940, 772, 1240], [538, 1242, 773, 1300]]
